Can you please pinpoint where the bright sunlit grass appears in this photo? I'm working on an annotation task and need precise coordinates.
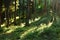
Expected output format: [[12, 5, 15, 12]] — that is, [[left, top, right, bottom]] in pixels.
[[37, 23, 52, 31], [37, 22, 53, 35], [20, 21, 53, 39], [1, 23, 6, 27], [20, 27, 37, 39], [29, 17, 41, 24], [38, 5, 41, 8], [5, 25, 25, 34], [16, 16, 19, 19], [35, 17, 41, 21], [6, 30, 13, 34]]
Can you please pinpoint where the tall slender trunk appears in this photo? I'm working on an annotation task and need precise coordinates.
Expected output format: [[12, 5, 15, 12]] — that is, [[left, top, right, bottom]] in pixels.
[[19, 0, 21, 20], [25, 0, 31, 26], [0, 0, 2, 27], [6, 7, 9, 27], [14, 0, 17, 25], [44, 0, 47, 12], [22, 0, 24, 18], [0, 0, 3, 31], [21, 0, 25, 23], [52, 0, 58, 22], [4, 0, 11, 27]]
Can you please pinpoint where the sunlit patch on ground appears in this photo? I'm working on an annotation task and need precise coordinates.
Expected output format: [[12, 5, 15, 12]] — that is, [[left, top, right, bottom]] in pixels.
[[36, 22, 53, 34], [5, 24, 25, 33], [20, 22, 53, 39], [1, 16, 41, 28], [10, 18, 14, 23], [20, 27, 37, 39], [20, 23, 25, 27], [1, 23, 6, 27], [34, 17, 41, 21], [5, 30, 13, 34], [47, 22, 53, 27], [16, 16, 19, 19], [0, 16, 54, 40], [2, 23, 25, 34], [1, 16, 19, 27], [29, 17, 41, 24], [38, 5, 41, 9]]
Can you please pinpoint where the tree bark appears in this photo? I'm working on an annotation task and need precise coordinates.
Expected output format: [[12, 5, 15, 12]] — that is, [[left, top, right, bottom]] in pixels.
[[14, 0, 17, 25], [0, 0, 2, 27], [25, 0, 31, 26]]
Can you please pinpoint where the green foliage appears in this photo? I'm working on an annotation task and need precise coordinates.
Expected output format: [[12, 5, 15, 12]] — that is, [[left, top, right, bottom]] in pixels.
[[0, 27, 3, 33], [0, 0, 60, 40]]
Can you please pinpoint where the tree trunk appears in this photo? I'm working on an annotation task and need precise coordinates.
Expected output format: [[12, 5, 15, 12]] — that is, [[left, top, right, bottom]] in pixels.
[[14, 0, 17, 25], [6, 7, 9, 27], [25, 0, 31, 26], [0, 0, 2, 27], [0, 0, 3, 32], [3, 0, 12, 27]]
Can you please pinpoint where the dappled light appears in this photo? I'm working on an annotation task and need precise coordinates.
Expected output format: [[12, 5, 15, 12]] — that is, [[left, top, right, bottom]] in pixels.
[[0, 0, 60, 40], [20, 21, 53, 39], [20, 27, 37, 39], [29, 17, 41, 24]]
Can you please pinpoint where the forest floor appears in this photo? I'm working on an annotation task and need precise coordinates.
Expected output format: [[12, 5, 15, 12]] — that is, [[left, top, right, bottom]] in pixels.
[[0, 16, 60, 40]]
